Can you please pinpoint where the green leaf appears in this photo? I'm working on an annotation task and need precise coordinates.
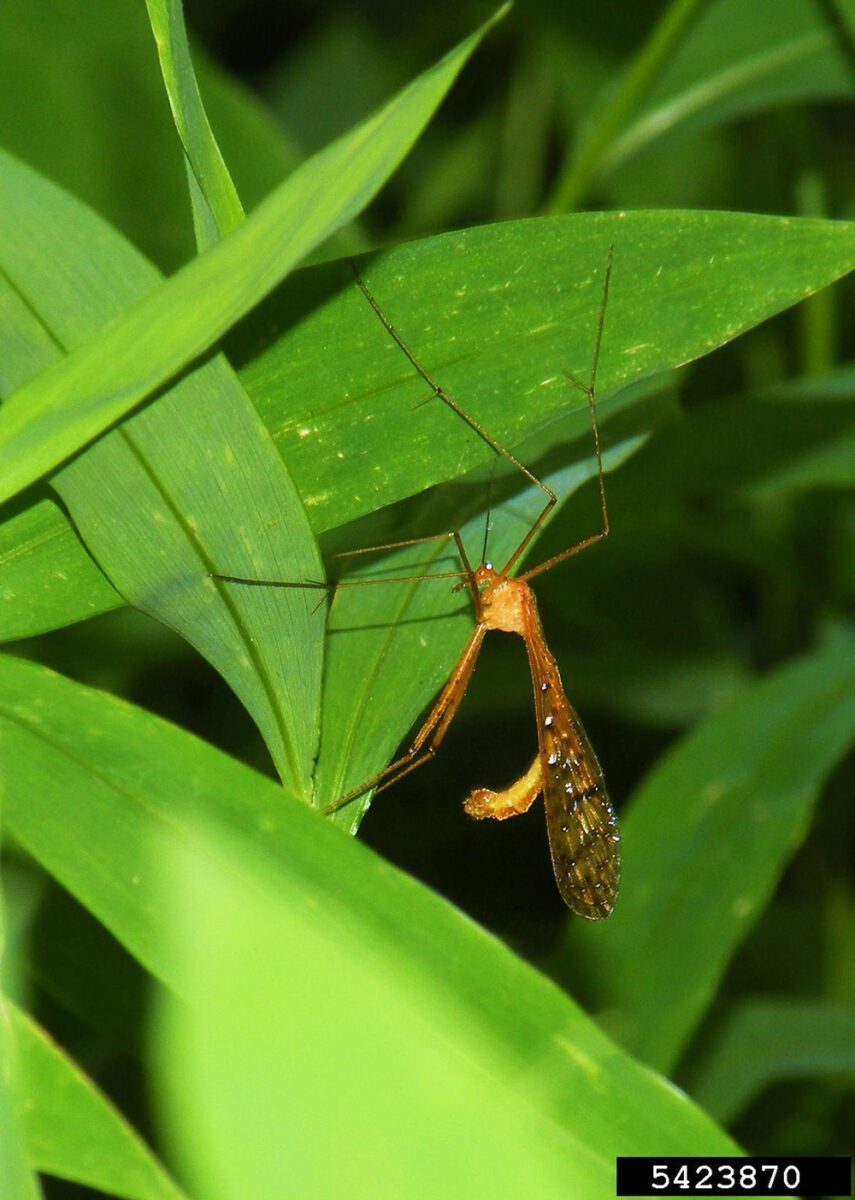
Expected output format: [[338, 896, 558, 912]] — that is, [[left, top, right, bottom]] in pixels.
[[152, 816, 736, 1200], [566, 637, 855, 1074], [1, 652, 743, 1192], [0, 7, 506, 506], [688, 998, 855, 1125], [11, 1004, 185, 1200], [0, 150, 322, 796], [144, 0, 245, 244]]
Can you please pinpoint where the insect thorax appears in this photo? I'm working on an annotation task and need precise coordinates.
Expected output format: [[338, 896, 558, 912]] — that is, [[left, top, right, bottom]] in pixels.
[[479, 572, 531, 636]]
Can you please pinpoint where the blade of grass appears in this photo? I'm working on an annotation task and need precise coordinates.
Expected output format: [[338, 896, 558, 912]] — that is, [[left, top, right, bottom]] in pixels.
[[11, 1004, 186, 1200], [0, 6, 507, 506], [565, 635, 855, 1074], [548, 0, 706, 212], [144, 0, 245, 244], [590, 0, 855, 189]]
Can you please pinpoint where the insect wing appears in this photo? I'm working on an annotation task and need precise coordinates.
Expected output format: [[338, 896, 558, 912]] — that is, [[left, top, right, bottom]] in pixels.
[[531, 647, 620, 918]]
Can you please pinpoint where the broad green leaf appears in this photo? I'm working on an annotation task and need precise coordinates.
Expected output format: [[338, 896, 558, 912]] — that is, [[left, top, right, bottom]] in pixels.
[[156, 821, 602, 1200], [0, 7, 506, 506], [144, 0, 244, 244], [1, 652, 744, 1183], [5, 210, 855, 642], [11, 1004, 185, 1200], [688, 998, 855, 1125], [565, 637, 855, 1074], [0, 150, 322, 796]]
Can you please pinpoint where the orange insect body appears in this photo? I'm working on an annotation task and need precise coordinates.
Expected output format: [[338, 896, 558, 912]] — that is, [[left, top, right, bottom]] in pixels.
[[463, 565, 620, 919]]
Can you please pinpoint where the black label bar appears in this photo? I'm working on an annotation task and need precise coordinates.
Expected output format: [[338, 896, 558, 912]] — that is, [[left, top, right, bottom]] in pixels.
[[616, 1156, 852, 1197]]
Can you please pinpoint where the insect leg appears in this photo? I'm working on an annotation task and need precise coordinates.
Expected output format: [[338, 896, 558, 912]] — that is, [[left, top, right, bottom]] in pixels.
[[213, 530, 482, 608], [321, 623, 486, 814], [517, 247, 613, 583]]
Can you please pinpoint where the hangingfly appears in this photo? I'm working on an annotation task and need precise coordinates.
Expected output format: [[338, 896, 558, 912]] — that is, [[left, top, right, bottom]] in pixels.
[[215, 250, 620, 916]]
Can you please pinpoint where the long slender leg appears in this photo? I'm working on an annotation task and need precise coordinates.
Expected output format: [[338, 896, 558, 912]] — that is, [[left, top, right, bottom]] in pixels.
[[325, 528, 480, 609], [351, 262, 555, 541], [508, 247, 613, 580], [352, 251, 612, 582], [322, 623, 486, 814], [214, 529, 481, 609], [517, 373, 609, 583]]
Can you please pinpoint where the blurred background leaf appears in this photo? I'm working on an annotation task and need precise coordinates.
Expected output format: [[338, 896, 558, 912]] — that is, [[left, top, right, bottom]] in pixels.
[[554, 0, 855, 210], [687, 997, 855, 1126]]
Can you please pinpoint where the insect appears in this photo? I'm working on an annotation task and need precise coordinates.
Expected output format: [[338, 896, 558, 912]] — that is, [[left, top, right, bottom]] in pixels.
[[218, 254, 620, 918]]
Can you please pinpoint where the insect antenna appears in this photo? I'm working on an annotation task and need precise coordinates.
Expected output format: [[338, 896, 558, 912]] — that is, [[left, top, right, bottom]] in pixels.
[[479, 458, 498, 567]]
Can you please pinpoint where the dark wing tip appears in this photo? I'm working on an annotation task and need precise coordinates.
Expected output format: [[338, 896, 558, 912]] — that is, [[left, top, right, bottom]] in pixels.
[[557, 864, 620, 920], [546, 787, 621, 919]]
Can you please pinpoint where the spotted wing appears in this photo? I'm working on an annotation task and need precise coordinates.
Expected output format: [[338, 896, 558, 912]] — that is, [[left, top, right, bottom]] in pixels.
[[526, 612, 620, 918]]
